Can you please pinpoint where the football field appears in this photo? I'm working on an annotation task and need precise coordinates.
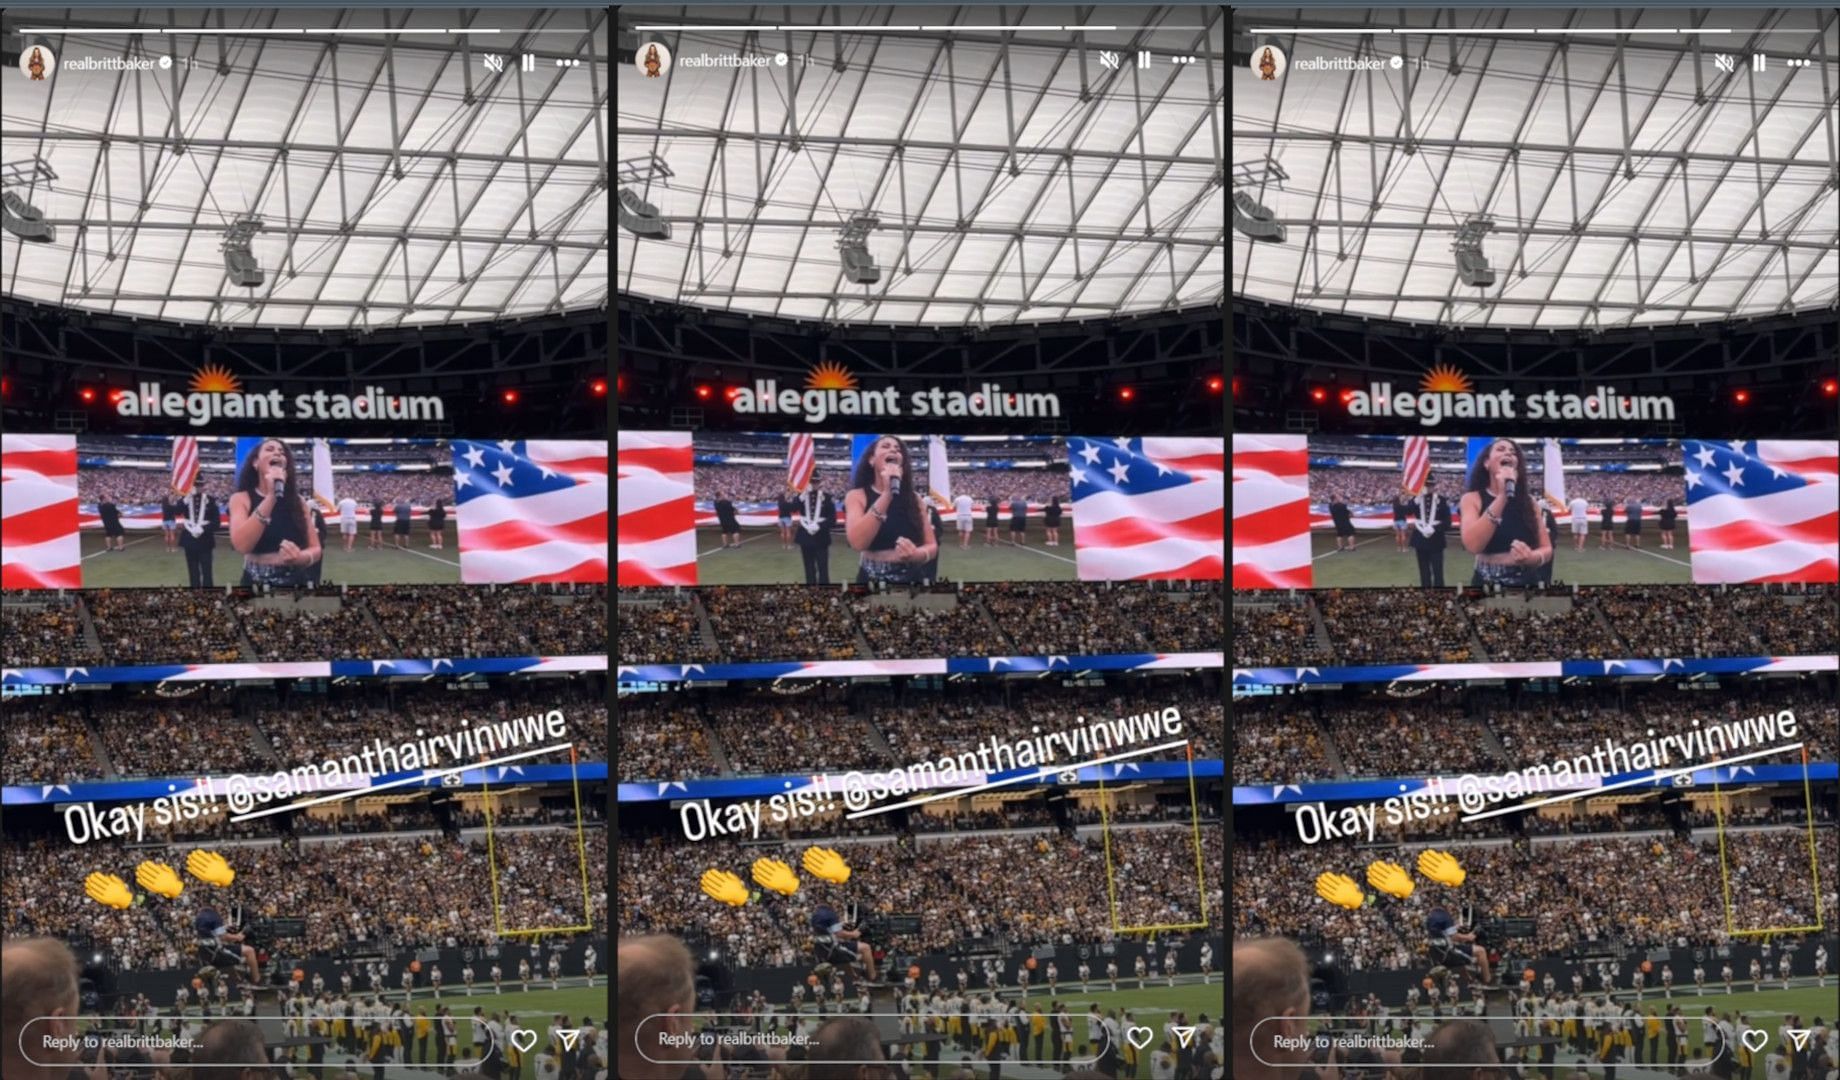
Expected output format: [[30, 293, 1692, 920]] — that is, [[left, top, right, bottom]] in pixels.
[[1309, 525, 1694, 587], [78, 526, 462, 587], [693, 522, 1080, 584], [744, 977, 1223, 1079]]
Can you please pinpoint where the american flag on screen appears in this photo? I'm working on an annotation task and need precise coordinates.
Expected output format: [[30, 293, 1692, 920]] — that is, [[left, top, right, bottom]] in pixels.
[[1231, 434, 1311, 590], [169, 436, 200, 496], [451, 440, 608, 584], [1, 433, 81, 590], [1400, 436, 1429, 496], [1685, 439, 1838, 584], [1067, 436, 1223, 581], [615, 431, 695, 587], [786, 433, 815, 494]]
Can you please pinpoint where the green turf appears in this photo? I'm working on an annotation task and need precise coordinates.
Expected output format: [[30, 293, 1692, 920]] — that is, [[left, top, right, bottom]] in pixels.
[[78, 526, 461, 587], [693, 522, 1079, 584], [742, 978, 1223, 1079], [1309, 525, 1694, 588]]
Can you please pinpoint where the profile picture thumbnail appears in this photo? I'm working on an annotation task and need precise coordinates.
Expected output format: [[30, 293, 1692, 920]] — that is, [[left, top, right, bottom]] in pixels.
[[637, 40, 671, 78], [1251, 43, 1286, 81], [20, 44, 57, 81]]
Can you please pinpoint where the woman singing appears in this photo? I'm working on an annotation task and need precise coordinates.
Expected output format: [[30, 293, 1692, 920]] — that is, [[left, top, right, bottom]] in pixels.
[[1458, 438, 1552, 588], [227, 438, 322, 587], [844, 435, 937, 585]]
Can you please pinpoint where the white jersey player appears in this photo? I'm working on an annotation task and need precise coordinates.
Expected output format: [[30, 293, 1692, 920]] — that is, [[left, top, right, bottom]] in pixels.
[[550, 952, 563, 990], [462, 964, 475, 995], [1778, 951, 1792, 989], [1134, 954, 1148, 988], [583, 945, 597, 981], [1078, 961, 1091, 989], [519, 958, 532, 984], [1661, 965, 1673, 998], [1164, 949, 1178, 987], [1200, 943, 1214, 983], [1106, 960, 1118, 990], [1815, 945, 1828, 987], [1721, 963, 1732, 993], [1749, 958, 1762, 991], [490, 963, 503, 994], [1693, 963, 1705, 995]]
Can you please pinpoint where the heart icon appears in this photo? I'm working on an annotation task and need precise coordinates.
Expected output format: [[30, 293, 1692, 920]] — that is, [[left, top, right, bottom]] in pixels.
[[510, 1027, 539, 1054], [1126, 1025, 1154, 1050], [1741, 1029, 1769, 1054]]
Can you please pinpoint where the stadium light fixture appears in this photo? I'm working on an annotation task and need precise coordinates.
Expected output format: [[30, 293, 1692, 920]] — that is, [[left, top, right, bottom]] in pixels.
[[78, 386, 97, 403], [1822, 378, 1838, 397], [0, 157, 59, 243], [1309, 386, 1327, 403], [1117, 386, 1135, 402], [1206, 375, 1224, 394], [500, 388, 520, 405], [695, 384, 713, 400], [1231, 159, 1289, 245], [1732, 389, 1751, 405], [1453, 216, 1496, 287], [221, 217, 266, 287], [837, 213, 882, 285], [589, 377, 607, 397]]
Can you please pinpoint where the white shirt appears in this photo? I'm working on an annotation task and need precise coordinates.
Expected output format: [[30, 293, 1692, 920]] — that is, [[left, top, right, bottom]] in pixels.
[[338, 497, 357, 523], [1569, 497, 1588, 521], [954, 494, 973, 519]]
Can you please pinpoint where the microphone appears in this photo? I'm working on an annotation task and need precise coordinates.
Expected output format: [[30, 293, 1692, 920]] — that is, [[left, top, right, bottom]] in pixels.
[[274, 479, 286, 498], [1504, 479, 1516, 500], [890, 478, 901, 496]]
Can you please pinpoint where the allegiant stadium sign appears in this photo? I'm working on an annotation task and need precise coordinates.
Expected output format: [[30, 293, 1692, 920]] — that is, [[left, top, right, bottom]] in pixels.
[[116, 382, 446, 427]]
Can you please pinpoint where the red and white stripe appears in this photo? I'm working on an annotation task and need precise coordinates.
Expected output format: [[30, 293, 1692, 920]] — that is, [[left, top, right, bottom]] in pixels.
[[1400, 436, 1429, 496], [457, 441, 608, 584], [170, 436, 200, 495], [786, 433, 816, 493], [1232, 434, 1311, 590], [1072, 437, 1224, 581], [1690, 440, 1838, 584], [616, 431, 696, 587], [2, 433, 82, 590]]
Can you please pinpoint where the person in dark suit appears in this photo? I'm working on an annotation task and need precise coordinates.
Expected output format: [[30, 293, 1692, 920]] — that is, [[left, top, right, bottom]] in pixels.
[[794, 489, 836, 585], [178, 487, 221, 588], [1408, 478, 1450, 588], [1328, 500, 1356, 551]]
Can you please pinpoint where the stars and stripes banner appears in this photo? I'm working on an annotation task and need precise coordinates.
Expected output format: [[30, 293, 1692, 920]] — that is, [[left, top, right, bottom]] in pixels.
[[616, 431, 695, 587], [169, 436, 200, 496], [1685, 439, 1838, 584], [1231, 434, 1311, 590], [786, 433, 816, 494], [1067, 436, 1224, 581], [1, 434, 81, 590], [1400, 435, 1429, 496], [452, 440, 607, 584]]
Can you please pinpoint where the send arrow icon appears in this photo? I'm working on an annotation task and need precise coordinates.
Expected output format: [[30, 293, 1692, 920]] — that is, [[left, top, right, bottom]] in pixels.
[[1787, 1029, 1812, 1051], [1172, 1025, 1198, 1048], [557, 1028, 581, 1051]]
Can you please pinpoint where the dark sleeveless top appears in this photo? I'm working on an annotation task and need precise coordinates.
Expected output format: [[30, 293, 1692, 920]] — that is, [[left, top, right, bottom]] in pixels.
[[1472, 493, 1540, 586], [857, 485, 925, 583], [248, 494, 308, 554]]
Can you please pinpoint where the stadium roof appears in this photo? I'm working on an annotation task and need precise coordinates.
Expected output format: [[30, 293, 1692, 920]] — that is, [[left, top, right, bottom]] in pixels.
[[1233, 7, 1840, 329], [616, 5, 1226, 326], [1, 8, 608, 329]]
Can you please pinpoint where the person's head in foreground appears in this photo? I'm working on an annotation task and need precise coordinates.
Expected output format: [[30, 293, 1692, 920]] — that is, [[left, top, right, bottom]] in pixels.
[[1419, 1019, 1502, 1080], [617, 934, 698, 1080], [1233, 937, 1312, 1080], [801, 1016, 893, 1080], [1, 938, 84, 1080], [192, 1019, 270, 1080]]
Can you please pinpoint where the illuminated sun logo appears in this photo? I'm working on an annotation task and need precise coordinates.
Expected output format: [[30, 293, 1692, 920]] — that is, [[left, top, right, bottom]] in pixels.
[[804, 361, 858, 391], [1419, 364, 1474, 394], [188, 363, 243, 394]]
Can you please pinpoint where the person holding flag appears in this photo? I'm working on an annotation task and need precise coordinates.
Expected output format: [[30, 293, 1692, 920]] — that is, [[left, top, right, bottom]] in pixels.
[[787, 433, 834, 584], [171, 437, 220, 588]]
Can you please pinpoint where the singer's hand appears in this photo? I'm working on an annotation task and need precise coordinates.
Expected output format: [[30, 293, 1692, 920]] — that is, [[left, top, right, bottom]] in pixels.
[[892, 537, 918, 560], [880, 460, 902, 487], [1495, 463, 1516, 490], [267, 464, 287, 487]]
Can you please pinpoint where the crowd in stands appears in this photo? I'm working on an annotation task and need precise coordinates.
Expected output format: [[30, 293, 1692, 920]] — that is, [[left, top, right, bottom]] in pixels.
[[1230, 698, 1334, 786], [1232, 593, 1330, 666], [493, 584, 604, 657], [362, 585, 550, 658], [617, 693, 720, 780], [87, 589, 248, 664], [78, 466, 453, 510], [238, 596, 394, 661], [618, 824, 1222, 960], [616, 591, 719, 665], [1234, 827, 1837, 969], [692, 465, 853, 504], [1465, 597, 1625, 661], [1, 827, 606, 969], [1316, 590, 1476, 663], [1, 591, 99, 668], [848, 594, 1008, 658], [1320, 697, 1500, 778], [971, 581, 1223, 656], [92, 699, 270, 778], [1309, 469, 1680, 510], [702, 587, 861, 661], [706, 692, 893, 775], [1593, 585, 1764, 657], [318, 471, 453, 508], [2, 701, 106, 783]]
